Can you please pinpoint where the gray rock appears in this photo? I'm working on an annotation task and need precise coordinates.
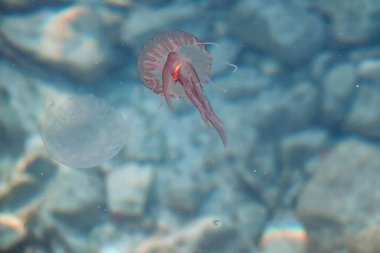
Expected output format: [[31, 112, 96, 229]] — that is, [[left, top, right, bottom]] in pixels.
[[104, 0, 134, 8], [0, 213, 26, 251], [0, 87, 27, 156], [349, 46, 380, 62], [43, 169, 106, 230], [196, 219, 241, 253], [357, 59, 380, 86], [231, 0, 326, 65], [162, 174, 206, 214], [0, 154, 57, 251], [279, 129, 329, 207], [1, 154, 58, 210], [310, 51, 335, 81], [235, 140, 279, 207], [132, 217, 245, 253], [106, 164, 153, 217], [0, 151, 59, 251], [234, 203, 267, 242], [345, 85, 380, 138], [280, 129, 328, 170], [297, 138, 380, 253], [0, 0, 71, 11], [0, 5, 112, 81], [120, 4, 197, 48], [322, 63, 357, 126], [349, 227, 380, 253], [252, 82, 319, 135], [22, 155, 58, 187], [121, 113, 168, 163], [217, 67, 271, 101], [314, 0, 380, 44], [0, 62, 42, 133]]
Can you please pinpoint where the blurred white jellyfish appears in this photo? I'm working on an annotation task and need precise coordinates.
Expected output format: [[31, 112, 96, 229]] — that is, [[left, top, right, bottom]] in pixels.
[[40, 95, 127, 168]]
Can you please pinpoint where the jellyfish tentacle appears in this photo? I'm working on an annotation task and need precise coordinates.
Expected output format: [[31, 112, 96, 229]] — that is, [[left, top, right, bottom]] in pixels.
[[180, 75, 209, 126], [162, 52, 178, 110], [195, 84, 227, 147], [179, 63, 227, 147]]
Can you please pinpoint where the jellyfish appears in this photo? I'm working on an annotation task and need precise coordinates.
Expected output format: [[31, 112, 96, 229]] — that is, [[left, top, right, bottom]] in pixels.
[[137, 30, 227, 147], [40, 95, 127, 168]]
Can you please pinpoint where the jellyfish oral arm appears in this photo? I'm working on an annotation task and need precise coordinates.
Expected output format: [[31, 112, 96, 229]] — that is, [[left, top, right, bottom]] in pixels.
[[179, 74, 209, 126], [162, 52, 180, 110], [179, 63, 227, 147]]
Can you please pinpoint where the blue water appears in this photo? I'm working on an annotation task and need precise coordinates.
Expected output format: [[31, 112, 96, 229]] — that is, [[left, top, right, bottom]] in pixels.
[[0, 1, 379, 253]]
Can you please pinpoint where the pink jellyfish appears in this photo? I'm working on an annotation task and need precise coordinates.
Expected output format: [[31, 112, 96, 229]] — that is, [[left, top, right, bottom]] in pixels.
[[137, 30, 227, 147]]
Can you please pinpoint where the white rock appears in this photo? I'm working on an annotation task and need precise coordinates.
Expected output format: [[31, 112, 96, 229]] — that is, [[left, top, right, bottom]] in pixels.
[[322, 63, 356, 125], [107, 164, 153, 217], [297, 138, 380, 253], [345, 85, 380, 138], [0, 5, 111, 80]]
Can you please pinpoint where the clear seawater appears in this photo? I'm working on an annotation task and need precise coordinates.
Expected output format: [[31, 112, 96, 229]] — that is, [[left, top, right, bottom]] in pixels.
[[0, 1, 379, 253]]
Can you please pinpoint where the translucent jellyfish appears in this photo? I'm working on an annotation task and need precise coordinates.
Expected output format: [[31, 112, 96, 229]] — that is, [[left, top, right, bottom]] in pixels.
[[137, 30, 227, 147], [40, 95, 127, 168]]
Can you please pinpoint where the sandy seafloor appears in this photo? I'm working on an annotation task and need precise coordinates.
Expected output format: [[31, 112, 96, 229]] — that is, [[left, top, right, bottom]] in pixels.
[[1, 0, 380, 253]]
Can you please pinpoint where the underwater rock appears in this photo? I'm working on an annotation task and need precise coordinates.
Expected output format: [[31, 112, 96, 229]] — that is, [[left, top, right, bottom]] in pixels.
[[0, 5, 112, 81], [251, 82, 318, 136], [231, 0, 325, 65], [314, 0, 380, 44], [297, 138, 380, 253], [106, 164, 153, 217], [278, 129, 329, 207], [121, 107, 168, 163], [280, 129, 328, 170], [1, 153, 58, 211], [0, 86, 27, 156], [0, 62, 44, 156], [0, 213, 26, 251], [357, 59, 380, 86], [349, 46, 380, 62], [349, 227, 380, 253], [217, 67, 271, 101], [0, 0, 71, 11], [120, 4, 196, 48], [162, 172, 208, 214], [345, 85, 380, 138], [43, 169, 106, 230], [130, 218, 240, 253], [322, 62, 357, 126], [234, 202, 267, 242], [0, 157, 46, 251], [247, 144, 278, 205], [18, 153, 58, 188], [104, 0, 133, 8], [310, 51, 335, 81]]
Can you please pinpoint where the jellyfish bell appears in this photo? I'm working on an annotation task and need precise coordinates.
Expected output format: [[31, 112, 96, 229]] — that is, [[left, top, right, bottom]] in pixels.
[[137, 30, 227, 147], [40, 95, 127, 169]]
